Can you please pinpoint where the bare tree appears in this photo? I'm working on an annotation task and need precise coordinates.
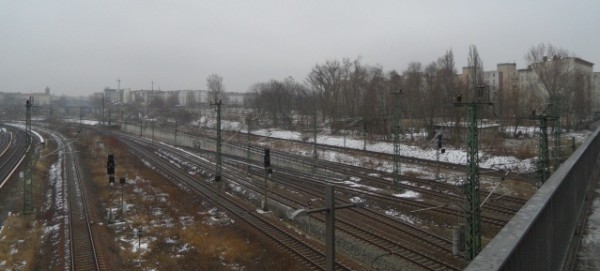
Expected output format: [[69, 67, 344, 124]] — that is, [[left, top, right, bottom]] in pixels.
[[403, 62, 423, 119], [422, 61, 440, 135], [436, 49, 457, 117], [307, 59, 351, 123], [343, 58, 368, 119], [250, 77, 309, 129], [525, 43, 572, 101], [207, 73, 226, 103], [569, 70, 590, 129], [467, 45, 485, 101]]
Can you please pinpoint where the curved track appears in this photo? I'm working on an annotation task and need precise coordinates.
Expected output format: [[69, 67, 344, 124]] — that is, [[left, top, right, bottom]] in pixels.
[[0, 125, 29, 190]]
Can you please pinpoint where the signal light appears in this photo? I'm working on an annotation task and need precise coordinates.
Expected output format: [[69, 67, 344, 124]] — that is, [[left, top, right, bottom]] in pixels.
[[107, 154, 115, 175], [263, 148, 271, 168], [109, 175, 115, 183]]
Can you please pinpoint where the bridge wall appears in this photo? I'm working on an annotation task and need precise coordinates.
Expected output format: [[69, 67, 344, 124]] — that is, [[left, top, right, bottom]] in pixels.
[[465, 128, 600, 271]]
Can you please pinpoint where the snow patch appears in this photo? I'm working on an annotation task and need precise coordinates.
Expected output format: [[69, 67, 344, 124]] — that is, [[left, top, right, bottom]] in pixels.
[[393, 190, 421, 199]]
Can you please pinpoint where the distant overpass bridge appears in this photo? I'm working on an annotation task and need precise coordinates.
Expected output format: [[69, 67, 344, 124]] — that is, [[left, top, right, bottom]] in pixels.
[[466, 127, 600, 270]]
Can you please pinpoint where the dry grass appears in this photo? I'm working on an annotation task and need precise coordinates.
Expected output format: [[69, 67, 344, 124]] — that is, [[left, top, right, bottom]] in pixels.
[[515, 143, 537, 160], [0, 214, 42, 271], [74, 132, 298, 270], [0, 138, 56, 271]]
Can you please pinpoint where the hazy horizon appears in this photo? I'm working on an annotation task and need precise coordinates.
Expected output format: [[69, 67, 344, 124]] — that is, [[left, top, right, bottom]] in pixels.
[[2, 1, 599, 96]]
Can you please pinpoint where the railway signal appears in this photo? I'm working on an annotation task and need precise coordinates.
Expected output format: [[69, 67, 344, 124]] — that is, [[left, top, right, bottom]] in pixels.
[[107, 154, 115, 175], [433, 131, 446, 180], [107, 154, 116, 223], [263, 148, 272, 211], [263, 148, 271, 168]]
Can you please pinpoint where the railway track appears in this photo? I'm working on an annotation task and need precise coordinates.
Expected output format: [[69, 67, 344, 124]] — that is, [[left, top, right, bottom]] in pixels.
[[198, 148, 511, 228], [45, 128, 103, 271], [264, 146, 527, 206], [0, 125, 29, 190], [269, 157, 518, 224], [144, 137, 466, 269], [97, 126, 529, 270], [116, 133, 354, 271]]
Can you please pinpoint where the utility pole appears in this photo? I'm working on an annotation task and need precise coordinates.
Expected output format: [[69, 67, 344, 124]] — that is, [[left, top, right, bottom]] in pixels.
[[79, 106, 83, 133], [246, 115, 252, 173], [212, 100, 223, 185], [152, 120, 155, 144], [530, 108, 557, 184], [101, 94, 105, 126], [453, 85, 492, 261], [174, 120, 178, 146], [363, 122, 367, 151], [380, 79, 387, 138], [211, 100, 223, 218], [313, 114, 318, 166], [23, 97, 33, 213], [139, 119, 143, 137], [392, 89, 402, 191], [121, 110, 124, 132], [119, 177, 126, 217], [551, 96, 561, 171]]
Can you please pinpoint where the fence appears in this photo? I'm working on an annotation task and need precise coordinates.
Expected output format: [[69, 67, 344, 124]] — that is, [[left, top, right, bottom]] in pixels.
[[465, 127, 600, 270]]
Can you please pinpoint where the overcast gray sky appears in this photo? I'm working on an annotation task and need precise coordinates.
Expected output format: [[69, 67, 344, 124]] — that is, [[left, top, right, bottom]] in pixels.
[[1, 1, 599, 96]]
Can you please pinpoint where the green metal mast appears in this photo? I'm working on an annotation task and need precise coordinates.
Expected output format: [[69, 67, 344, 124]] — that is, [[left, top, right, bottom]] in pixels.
[[246, 115, 252, 174], [174, 120, 178, 146], [392, 89, 402, 191], [464, 104, 481, 261], [530, 109, 557, 184], [551, 96, 561, 171], [23, 97, 33, 213], [313, 114, 318, 166], [453, 85, 491, 261]]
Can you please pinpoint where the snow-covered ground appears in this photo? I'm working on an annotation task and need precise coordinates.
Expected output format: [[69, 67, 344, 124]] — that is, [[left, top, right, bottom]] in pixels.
[[577, 186, 600, 270], [251, 127, 545, 173]]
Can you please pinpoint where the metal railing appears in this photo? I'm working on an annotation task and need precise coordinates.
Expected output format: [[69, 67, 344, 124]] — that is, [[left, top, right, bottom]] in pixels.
[[465, 127, 600, 271]]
